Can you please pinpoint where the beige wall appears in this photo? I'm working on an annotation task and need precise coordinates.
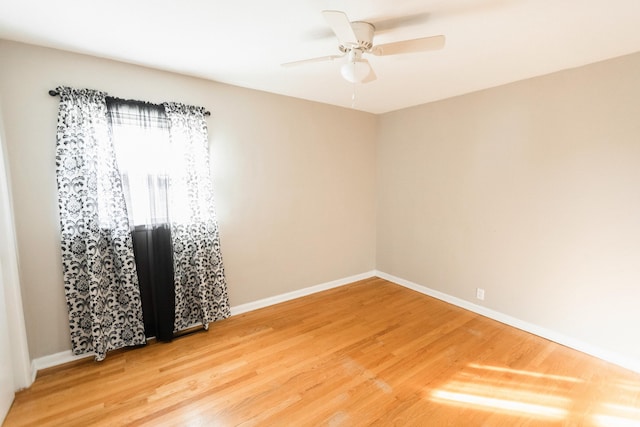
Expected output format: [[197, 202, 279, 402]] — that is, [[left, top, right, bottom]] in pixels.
[[377, 52, 640, 360], [0, 40, 377, 359], [2, 37, 640, 366]]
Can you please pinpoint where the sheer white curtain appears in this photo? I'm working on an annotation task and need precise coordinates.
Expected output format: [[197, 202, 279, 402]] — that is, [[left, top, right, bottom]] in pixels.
[[108, 101, 171, 227]]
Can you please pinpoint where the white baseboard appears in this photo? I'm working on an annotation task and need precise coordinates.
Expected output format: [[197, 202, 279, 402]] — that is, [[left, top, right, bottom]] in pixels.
[[31, 271, 377, 375], [31, 350, 95, 380], [375, 270, 640, 375], [230, 271, 376, 316]]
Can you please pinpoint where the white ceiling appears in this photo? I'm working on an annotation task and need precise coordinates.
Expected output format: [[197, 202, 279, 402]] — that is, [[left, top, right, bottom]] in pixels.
[[1, 0, 640, 114]]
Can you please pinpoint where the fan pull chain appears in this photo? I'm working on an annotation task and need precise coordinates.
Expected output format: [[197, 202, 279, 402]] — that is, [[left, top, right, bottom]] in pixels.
[[351, 83, 357, 108]]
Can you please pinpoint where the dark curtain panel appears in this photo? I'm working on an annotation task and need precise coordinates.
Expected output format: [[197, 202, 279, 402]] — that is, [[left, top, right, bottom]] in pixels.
[[131, 224, 175, 341]]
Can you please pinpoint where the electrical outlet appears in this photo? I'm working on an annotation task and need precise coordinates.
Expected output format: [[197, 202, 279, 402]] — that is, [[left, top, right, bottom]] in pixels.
[[476, 288, 485, 301]]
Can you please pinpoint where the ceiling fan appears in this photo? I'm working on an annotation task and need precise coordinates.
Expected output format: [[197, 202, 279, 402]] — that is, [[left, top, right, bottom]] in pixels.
[[282, 10, 446, 84]]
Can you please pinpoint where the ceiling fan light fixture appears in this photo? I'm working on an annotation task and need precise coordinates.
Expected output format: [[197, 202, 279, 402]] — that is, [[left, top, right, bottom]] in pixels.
[[340, 58, 371, 83]]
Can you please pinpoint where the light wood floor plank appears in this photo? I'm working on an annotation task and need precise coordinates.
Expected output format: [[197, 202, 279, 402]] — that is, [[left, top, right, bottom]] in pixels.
[[5, 277, 640, 426]]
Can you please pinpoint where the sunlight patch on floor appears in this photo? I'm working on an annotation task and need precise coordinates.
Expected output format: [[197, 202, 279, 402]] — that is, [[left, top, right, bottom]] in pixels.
[[430, 380, 570, 420], [430, 362, 640, 424], [614, 380, 640, 393], [592, 403, 640, 427], [428, 363, 577, 421], [593, 415, 640, 427], [603, 403, 640, 417], [467, 363, 583, 383], [432, 389, 567, 419]]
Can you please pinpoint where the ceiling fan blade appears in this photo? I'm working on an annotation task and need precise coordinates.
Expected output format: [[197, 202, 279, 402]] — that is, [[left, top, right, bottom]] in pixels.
[[371, 12, 431, 33], [322, 10, 358, 46], [362, 61, 377, 84], [372, 35, 445, 56], [281, 54, 345, 68], [307, 12, 431, 40]]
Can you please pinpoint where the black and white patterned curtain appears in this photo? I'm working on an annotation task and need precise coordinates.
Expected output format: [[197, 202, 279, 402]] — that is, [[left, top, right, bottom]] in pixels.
[[163, 103, 230, 330], [55, 87, 146, 360], [55, 88, 230, 360]]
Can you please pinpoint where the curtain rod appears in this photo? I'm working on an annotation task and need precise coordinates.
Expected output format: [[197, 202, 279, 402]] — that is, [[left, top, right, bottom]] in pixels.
[[48, 89, 211, 117]]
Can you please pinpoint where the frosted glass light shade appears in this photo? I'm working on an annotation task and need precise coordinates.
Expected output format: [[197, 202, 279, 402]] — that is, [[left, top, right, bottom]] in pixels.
[[340, 60, 371, 83]]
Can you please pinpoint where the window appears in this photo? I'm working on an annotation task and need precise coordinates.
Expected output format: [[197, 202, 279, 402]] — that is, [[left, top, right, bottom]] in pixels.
[[107, 99, 171, 227]]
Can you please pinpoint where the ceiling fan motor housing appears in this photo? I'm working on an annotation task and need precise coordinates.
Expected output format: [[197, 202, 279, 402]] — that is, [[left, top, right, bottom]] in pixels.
[[339, 21, 375, 53]]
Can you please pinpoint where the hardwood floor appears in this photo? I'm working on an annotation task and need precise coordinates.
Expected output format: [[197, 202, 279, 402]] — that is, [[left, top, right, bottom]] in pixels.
[[5, 277, 640, 426]]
